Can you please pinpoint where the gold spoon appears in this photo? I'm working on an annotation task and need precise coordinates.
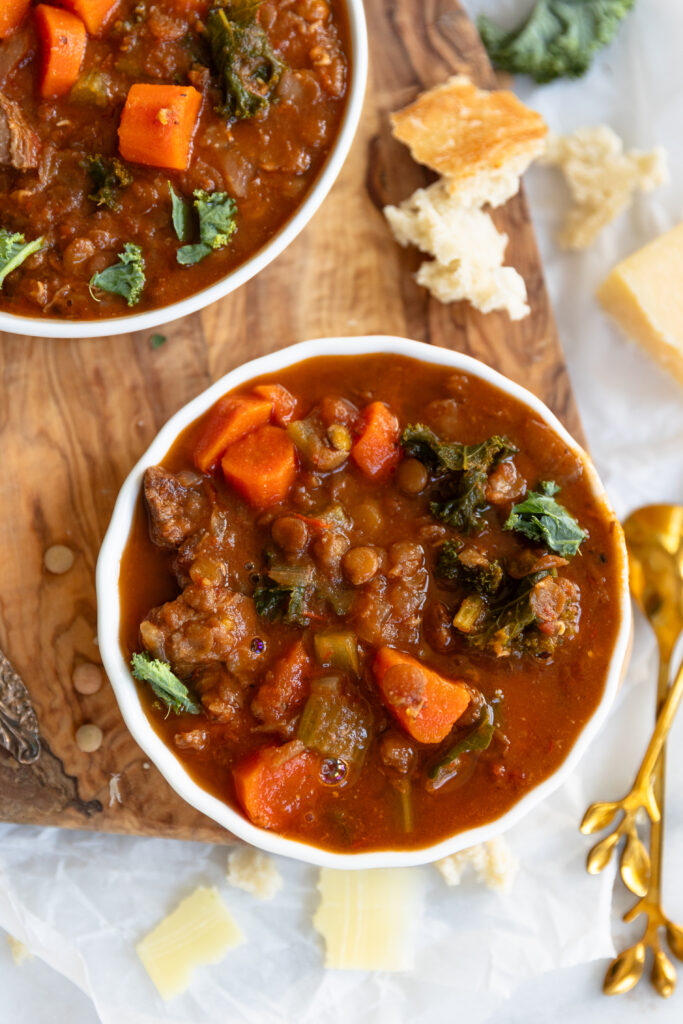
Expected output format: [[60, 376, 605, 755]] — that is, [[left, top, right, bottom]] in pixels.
[[581, 504, 683, 996]]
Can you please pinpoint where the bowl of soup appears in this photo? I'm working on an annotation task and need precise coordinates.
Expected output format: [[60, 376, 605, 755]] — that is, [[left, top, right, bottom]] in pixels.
[[96, 336, 631, 867], [0, 0, 367, 337]]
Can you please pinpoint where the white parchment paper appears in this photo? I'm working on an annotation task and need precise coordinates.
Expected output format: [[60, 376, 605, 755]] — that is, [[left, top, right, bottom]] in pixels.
[[2, 1, 683, 1020]]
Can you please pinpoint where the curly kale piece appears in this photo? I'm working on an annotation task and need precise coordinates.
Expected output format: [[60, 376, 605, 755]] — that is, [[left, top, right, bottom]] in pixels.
[[130, 652, 201, 715], [0, 229, 43, 289], [253, 578, 308, 627], [89, 243, 146, 307], [504, 480, 587, 557], [436, 540, 504, 596], [176, 189, 238, 266], [401, 425, 517, 533], [81, 154, 133, 210], [478, 0, 635, 84], [205, 1, 287, 121]]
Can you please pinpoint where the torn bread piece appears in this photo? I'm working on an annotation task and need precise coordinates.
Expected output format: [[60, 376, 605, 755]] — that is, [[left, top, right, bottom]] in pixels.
[[540, 126, 668, 249], [391, 74, 547, 208], [227, 847, 283, 901], [384, 178, 530, 320], [435, 836, 519, 893]]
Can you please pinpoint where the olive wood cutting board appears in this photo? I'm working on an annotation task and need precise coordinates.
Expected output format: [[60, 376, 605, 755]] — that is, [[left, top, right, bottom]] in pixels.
[[0, 0, 583, 843]]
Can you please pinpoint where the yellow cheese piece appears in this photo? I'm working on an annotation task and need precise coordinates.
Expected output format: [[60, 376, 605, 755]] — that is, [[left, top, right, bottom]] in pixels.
[[136, 886, 244, 1000], [313, 868, 421, 971], [598, 222, 683, 386]]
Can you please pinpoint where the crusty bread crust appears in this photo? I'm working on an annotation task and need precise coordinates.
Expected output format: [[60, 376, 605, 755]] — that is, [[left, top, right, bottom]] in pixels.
[[390, 75, 547, 207]]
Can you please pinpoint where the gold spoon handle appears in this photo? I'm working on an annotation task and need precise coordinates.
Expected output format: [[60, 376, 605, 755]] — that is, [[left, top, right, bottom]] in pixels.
[[634, 661, 683, 797]]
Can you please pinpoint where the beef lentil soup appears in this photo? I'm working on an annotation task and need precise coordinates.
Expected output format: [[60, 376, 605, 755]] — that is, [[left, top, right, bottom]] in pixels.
[[119, 353, 625, 853], [0, 0, 350, 320]]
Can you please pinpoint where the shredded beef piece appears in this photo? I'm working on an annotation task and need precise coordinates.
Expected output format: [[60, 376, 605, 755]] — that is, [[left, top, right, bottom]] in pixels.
[[139, 585, 257, 670], [485, 461, 526, 505], [143, 465, 209, 549], [0, 93, 40, 170]]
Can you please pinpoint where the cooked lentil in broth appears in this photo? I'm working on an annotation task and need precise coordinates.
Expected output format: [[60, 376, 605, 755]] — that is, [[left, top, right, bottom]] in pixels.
[[120, 354, 624, 853], [0, 0, 349, 319]]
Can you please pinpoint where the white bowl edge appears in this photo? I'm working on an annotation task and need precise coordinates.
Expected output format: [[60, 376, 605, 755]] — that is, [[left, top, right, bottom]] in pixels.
[[96, 335, 633, 868], [0, 2, 369, 340]]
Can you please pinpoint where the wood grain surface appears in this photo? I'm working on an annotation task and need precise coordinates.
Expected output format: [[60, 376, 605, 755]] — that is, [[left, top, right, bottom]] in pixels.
[[0, 0, 581, 844]]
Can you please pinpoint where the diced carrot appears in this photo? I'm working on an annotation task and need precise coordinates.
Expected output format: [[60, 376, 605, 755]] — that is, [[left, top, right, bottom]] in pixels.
[[35, 5, 86, 99], [251, 640, 312, 730], [373, 647, 470, 744], [233, 740, 322, 830], [56, 0, 120, 36], [252, 384, 298, 426], [221, 424, 298, 508], [351, 402, 400, 480], [194, 395, 273, 473], [118, 83, 202, 171], [0, 0, 31, 39]]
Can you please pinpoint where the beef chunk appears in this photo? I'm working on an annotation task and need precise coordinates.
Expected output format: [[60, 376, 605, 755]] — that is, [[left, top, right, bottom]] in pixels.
[[143, 465, 209, 549], [139, 585, 257, 670], [0, 93, 40, 170]]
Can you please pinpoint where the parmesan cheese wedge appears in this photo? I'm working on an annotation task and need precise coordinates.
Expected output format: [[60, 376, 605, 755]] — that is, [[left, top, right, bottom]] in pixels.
[[136, 886, 244, 1000], [598, 222, 683, 386], [313, 868, 421, 971]]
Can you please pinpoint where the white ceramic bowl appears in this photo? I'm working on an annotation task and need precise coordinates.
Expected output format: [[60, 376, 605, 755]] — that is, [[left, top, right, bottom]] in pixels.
[[97, 336, 632, 867], [0, 4, 368, 340]]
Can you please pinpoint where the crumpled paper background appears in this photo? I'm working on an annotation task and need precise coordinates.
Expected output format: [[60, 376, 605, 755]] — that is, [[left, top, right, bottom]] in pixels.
[[3, 1, 683, 1021]]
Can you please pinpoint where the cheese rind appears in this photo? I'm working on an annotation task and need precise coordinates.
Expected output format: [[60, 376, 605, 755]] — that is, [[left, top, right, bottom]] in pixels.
[[136, 886, 244, 1000], [313, 868, 421, 971], [597, 222, 683, 386]]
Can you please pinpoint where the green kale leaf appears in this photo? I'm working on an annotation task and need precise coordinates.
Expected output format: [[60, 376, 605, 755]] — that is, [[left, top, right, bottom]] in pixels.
[[176, 190, 238, 265], [505, 481, 587, 557], [478, 0, 635, 84], [130, 652, 201, 715], [0, 229, 44, 289], [168, 181, 192, 242], [205, 1, 287, 121], [253, 578, 308, 626], [428, 702, 495, 787], [401, 425, 517, 532], [89, 243, 146, 306], [81, 155, 133, 210], [436, 540, 504, 596]]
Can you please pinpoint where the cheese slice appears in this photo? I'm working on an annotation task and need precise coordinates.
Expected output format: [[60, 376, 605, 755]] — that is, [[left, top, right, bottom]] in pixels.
[[313, 868, 421, 971], [136, 886, 244, 1000], [598, 222, 683, 386]]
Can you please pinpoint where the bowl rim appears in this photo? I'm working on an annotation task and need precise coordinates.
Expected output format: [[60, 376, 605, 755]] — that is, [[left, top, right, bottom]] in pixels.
[[0, 0, 368, 340], [96, 335, 632, 868]]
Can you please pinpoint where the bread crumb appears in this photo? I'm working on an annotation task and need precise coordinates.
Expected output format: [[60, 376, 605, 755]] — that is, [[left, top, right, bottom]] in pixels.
[[540, 126, 668, 249], [434, 836, 518, 893], [109, 773, 122, 806], [227, 847, 283, 901], [7, 936, 32, 966], [384, 178, 529, 320]]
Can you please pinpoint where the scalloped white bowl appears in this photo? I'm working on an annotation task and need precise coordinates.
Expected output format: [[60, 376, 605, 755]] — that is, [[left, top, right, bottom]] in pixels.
[[0, 2, 368, 339], [97, 336, 632, 867]]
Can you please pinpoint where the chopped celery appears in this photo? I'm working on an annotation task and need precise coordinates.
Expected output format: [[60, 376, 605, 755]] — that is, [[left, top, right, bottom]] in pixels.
[[452, 594, 487, 633], [313, 631, 360, 676], [267, 562, 315, 588], [297, 678, 373, 774], [287, 419, 349, 472]]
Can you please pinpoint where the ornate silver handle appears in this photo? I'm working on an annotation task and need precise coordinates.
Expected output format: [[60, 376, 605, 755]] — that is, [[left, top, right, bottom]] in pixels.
[[0, 648, 40, 764]]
